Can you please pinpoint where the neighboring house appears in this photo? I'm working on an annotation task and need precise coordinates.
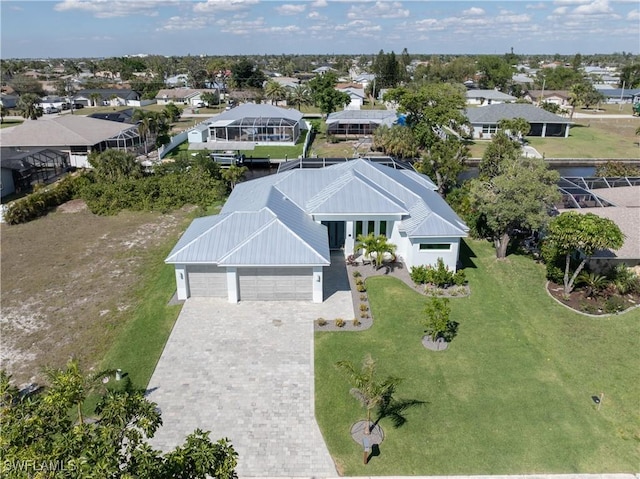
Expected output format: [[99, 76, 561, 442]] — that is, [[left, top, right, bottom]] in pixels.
[[0, 149, 69, 198], [166, 159, 468, 303], [337, 86, 366, 110], [511, 73, 535, 86], [594, 88, 640, 104], [465, 103, 572, 139], [206, 103, 304, 146], [0, 115, 141, 168], [524, 90, 570, 106], [466, 89, 517, 105], [38, 95, 67, 110], [155, 88, 218, 106], [73, 89, 140, 107], [326, 109, 397, 137], [0, 93, 18, 109], [558, 178, 640, 270], [312, 66, 336, 75], [165, 74, 189, 87]]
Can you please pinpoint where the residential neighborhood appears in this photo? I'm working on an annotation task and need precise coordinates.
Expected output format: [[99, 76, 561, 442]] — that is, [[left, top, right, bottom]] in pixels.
[[1, 1, 640, 477]]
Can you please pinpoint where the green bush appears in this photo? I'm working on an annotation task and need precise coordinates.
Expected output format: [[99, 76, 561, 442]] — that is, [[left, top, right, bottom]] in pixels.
[[335, 318, 346, 328], [4, 174, 81, 225], [410, 258, 464, 288], [604, 296, 627, 314]]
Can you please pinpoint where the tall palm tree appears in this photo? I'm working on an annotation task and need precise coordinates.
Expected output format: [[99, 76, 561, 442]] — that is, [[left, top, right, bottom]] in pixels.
[[335, 354, 402, 434], [17, 93, 43, 120], [264, 80, 287, 106], [287, 84, 311, 111], [89, 92, 102, 107]]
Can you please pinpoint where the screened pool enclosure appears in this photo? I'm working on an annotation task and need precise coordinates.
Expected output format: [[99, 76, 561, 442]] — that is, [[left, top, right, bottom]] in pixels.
[[209, 116, 300, 143]]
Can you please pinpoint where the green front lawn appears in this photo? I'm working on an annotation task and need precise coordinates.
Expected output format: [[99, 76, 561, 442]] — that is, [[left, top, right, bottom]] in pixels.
[[315, 240, 640, 475]]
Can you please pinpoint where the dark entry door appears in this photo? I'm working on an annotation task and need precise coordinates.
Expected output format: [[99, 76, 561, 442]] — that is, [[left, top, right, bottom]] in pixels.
[[322, 221, 345, 250]]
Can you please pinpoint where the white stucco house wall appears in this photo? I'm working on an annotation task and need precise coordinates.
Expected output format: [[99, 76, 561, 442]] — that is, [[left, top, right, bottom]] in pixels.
[[166, 159, 468, 303]]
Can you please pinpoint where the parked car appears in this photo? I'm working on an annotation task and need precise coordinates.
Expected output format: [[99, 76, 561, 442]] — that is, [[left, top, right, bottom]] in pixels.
[[44, 107, 60, 114]]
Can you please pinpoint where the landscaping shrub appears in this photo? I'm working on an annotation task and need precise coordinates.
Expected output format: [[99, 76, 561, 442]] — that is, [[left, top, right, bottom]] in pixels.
[[352, 318, 361, 327], [317, 318, 327, 327], [410, 258, 465, 288], [335, 318, 346, 328], [604, 296, 627, 314], [359, 303, 369, 312], [4, 174, 82, 225], [352, 270, 362, 278]]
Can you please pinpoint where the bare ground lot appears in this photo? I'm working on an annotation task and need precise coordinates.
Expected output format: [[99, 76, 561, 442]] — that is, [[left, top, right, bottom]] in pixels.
[[0, 201, 192, 387]]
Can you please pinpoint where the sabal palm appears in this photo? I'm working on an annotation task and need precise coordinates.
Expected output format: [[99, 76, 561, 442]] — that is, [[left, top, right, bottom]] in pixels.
[[18, 93, 42, 120], [287, 84, 311, 111], [264, 80, 287, 106], [90, 93, 102, 107], [577, 271, 608, 298], [336, 354, 401, 434]]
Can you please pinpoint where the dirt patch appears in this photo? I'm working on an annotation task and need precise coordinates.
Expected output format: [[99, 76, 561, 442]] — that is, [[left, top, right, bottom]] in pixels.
[[0, 205, 192, 387], [56, 198, 88, 213]]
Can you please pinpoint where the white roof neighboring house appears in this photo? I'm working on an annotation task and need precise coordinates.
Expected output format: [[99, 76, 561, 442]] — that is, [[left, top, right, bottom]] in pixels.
[[466, 90, 517, 104], [209, 103, 303, 128], [0, 115, 139, 148], [326, 109, 397, 127]]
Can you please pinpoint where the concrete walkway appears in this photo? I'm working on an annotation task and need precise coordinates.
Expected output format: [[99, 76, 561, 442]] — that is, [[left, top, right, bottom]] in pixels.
[[147, 287, 353, 476]]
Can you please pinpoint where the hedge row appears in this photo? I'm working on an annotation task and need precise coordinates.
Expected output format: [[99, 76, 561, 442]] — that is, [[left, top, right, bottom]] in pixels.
[[3, 175, 79, 225]]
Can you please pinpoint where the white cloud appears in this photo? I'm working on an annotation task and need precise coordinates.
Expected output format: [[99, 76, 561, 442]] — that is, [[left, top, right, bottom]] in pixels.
[[193, 0, 259, 13], [348, 1, 409, 20], [553, 6, 569, 14], [54, 0, 163, 18], [526, 3, 547, 9], [573, 0, 613, 14], [310, 0, 328, 7], [627, 9, 640, 19], [157, 15, 210, 31], [307, 11, 327, 20], [496, 13, 532, 23], [463, 7, 485, 16], [275, 4, 306, 15]]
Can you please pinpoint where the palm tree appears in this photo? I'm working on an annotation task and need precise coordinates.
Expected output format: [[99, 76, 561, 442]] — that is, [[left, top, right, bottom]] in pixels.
[[355, 233, 397, 269], [336, 355, 402, 434], [221, 164, 248, 190], [264, 80, 287, 106], [287, 84, 312, 111], [17, 93, 43, 120], [577, 271, 608, 298], [133, 109, 153, 154], [89, 92, 102, 107]]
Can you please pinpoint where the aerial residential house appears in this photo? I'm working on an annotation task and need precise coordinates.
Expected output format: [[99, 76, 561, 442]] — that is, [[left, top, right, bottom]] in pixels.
[[326, 109, 397, 137], [337, 86, 366, 110], [73, 89, 141, 107], [524, 90, 570, 107], [466, 89, 517, 105], [205, 103, 304, 146], [0, 115, 141, 168], [0, 93, 18, 109], [465, 103, 572, 139], [166, 159, 468, 302], [594, 88, 640, 104], [155, 88, 218, 106]]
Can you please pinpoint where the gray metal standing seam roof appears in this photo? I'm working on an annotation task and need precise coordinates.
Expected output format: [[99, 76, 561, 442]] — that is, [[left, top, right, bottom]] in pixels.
[[166, 159, 468, 266]]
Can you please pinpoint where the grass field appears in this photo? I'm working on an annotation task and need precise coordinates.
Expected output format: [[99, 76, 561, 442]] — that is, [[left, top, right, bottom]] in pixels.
[[467, 118, 639, 159], [315, 240, 640, 475], [0, 204, 196, 387]]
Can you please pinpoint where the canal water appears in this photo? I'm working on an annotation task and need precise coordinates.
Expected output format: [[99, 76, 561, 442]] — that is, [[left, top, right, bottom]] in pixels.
[[459, 165, 597, 181]]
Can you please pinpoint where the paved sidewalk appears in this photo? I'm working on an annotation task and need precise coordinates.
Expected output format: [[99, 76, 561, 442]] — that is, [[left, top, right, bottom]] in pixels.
[[147, 293, 353, 477]]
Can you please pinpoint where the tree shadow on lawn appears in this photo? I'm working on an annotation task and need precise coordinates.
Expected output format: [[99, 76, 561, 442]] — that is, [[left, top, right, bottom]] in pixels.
[[373, 394, 427, 430]]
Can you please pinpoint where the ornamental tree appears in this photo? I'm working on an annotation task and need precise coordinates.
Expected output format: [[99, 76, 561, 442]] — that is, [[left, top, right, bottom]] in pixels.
[[0, 361, 238, 479], [545, 212, 625, 295], [469, 156, 560, 259]]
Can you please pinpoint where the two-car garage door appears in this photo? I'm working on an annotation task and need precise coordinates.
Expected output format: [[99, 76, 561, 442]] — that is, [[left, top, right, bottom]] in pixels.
[[238, 267, 312, 301], [186, 265, 313, 301]]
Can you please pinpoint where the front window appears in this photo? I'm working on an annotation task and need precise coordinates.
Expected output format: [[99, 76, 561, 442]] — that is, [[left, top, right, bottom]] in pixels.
[[419, 243, 451, 251]]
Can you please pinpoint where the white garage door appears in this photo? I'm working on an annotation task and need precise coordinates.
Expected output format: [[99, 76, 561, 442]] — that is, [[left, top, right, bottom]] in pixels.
[[238, 267, 312, 301], [187, 265, 227, 297]]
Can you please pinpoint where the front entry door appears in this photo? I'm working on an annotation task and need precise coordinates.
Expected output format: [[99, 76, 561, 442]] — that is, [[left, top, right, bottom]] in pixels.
[[322, 221, 345, 250]]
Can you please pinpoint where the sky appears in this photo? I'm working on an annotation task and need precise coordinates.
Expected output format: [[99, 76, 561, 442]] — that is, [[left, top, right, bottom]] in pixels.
[[1, 0, 639, 59]]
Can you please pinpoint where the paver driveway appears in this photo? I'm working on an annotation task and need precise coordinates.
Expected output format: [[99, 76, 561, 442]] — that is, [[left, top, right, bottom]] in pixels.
[[147, 285, 352, 477]]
